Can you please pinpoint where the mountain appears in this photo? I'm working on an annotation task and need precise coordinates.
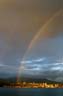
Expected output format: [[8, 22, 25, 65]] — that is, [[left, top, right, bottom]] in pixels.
[[19, 77, 63, 84]]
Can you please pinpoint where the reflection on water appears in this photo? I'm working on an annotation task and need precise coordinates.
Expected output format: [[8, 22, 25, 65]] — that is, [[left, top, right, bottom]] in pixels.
[[0, 88, 63, 96]]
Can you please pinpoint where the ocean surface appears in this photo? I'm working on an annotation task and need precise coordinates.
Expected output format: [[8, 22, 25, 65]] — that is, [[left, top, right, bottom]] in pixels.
[[0, 88, 63, 96]]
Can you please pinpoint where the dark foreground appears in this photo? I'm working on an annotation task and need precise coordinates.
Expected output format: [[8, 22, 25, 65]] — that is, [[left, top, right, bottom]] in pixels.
[[0, 88, 63, 96]]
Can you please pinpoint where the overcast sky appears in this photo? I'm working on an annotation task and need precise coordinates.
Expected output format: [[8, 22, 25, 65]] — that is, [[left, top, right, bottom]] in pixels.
[[0, 0, 63, 82]]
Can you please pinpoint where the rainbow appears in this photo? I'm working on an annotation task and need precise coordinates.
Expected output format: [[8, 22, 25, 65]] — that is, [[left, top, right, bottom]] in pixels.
[[17, 9, 63, 81]]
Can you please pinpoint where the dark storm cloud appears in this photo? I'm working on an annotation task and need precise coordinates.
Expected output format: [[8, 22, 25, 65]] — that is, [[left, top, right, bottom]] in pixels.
[[21, 36, 63, 82], [25, 37, 63, 59], [0, 63, 18, 78], [0, 0, 63, 79], [21, 56, 63, 82]]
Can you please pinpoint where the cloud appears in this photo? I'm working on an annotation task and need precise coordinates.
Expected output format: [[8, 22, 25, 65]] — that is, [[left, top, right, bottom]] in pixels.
[[0, 63, 18, 78], [0, 63, 5, 67], [21, 57, 46, 64], [0, 0, 63, 80], [20, 56, 63, 81]]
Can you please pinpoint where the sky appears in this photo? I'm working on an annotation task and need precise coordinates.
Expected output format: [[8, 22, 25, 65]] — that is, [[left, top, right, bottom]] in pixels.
[[0, 0, 63, 82]]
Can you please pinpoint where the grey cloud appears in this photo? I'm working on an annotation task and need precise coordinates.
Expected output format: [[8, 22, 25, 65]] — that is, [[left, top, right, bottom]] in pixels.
[[20, 56, 63, 81], [26, 37, 63, 59], [0, 0, 63, 80], [0, 63, 18, 78]]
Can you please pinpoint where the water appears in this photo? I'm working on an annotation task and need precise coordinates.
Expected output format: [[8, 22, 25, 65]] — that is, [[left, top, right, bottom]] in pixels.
[[0, 88, 63, 96]]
